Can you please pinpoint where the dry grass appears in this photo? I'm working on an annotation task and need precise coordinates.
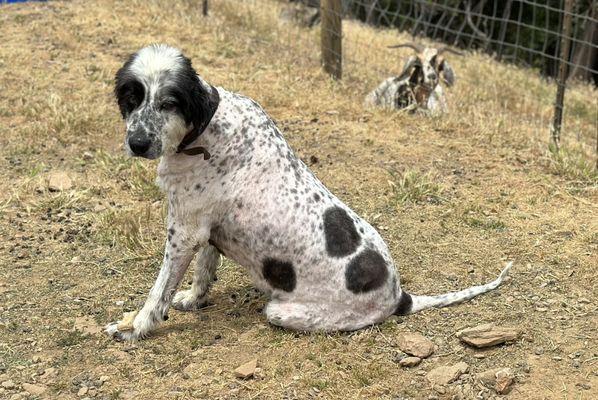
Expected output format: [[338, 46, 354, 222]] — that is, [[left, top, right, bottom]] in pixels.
[[0, 0, 597, 399]]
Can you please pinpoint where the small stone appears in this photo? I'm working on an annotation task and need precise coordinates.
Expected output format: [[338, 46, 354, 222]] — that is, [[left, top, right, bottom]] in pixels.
[[456, 323, 520, 348], [47, 171, 73, 192], [234, 358, 257, 379], [115, 301, 125, 306], [495, 369, 514, 394], [427, 362, 469, 385], [22, 383, 47, 396], [31, 356, 41, 364], [399, 356, 422, 367], [397, 332, 435, 358], [99, 375, 109, 383], [1, 380, 15, 389], [78, 386, 88, 396], [534, 347, 544, 355], [477, 367, 514, 394]]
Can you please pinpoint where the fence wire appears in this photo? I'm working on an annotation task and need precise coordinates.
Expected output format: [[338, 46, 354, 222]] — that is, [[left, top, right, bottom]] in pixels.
[[209, 0, 597, 161]]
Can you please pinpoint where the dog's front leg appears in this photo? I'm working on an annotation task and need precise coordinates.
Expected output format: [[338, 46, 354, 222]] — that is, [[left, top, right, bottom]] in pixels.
[[105, 227, 202, 341]]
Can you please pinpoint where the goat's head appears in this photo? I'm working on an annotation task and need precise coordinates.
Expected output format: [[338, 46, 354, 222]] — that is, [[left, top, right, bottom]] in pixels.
[[390, 43, 461, 88]]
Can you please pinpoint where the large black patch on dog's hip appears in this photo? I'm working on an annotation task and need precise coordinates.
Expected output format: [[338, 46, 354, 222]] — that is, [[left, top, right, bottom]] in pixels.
[[345, 249, 388, 293], [263, 258, 296, 292], [323, 207, 361, 257]]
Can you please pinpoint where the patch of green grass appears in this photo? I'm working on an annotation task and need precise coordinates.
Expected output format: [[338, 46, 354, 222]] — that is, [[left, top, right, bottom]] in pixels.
[[94, 206, 158, 253], [389, 169, 445, 205], [56, 330, 88, 348], [464, 216, 507, 231], [547, 144, 598, 184], [91, 151, 163, 201], [35, 190, 90, 212]]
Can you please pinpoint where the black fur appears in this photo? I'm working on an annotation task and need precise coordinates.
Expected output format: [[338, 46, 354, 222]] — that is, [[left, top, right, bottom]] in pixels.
[[263, 258, 296, 292], [162, 54, 214, 133], [114, 53, 144, 118], [323, 207, 361, 257], [394, 291, 413, 315], [345, 249, 388, 294]]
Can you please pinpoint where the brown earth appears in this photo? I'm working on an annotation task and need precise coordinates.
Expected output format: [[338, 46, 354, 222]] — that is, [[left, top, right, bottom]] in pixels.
[[0, 1, 596, 399]]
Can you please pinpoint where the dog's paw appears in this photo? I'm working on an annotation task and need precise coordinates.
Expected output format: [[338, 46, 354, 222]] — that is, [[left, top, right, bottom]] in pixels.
[[172, 290, 208, 312], [105, 311, 144, 341]]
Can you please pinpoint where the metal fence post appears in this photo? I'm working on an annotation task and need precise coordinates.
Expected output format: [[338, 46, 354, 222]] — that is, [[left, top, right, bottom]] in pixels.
[[321, 0, 342, 80], [551, 0, 575, 151], [202, 0, 209, 16]]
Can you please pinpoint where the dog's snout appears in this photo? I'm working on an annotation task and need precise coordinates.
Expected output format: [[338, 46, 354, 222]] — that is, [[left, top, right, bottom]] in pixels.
[[128, 134, 152, 155], [427, 73, 437, 81]]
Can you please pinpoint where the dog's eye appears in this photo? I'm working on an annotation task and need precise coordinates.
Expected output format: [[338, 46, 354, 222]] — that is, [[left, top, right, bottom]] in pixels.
[[160, 101, 177, 112]]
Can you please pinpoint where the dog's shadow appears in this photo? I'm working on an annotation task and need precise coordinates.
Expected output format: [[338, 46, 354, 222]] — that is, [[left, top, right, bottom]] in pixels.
[[152, 285, 269, 338]]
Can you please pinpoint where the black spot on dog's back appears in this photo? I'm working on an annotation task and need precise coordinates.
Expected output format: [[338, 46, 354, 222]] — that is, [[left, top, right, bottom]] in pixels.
[[394, 290, 413, 315], [345, 249, 388, 293], [263, 258, 296, 292], [323, 207, 361, 257]]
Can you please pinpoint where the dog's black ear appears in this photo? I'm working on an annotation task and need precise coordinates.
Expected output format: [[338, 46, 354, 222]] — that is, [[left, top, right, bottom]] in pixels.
[[175, 55, 214, 131], [115, 53, 144, 118]]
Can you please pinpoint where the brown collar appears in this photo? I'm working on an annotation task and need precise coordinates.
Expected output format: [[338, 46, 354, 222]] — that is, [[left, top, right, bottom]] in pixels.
[[176, 85, 220, 160]]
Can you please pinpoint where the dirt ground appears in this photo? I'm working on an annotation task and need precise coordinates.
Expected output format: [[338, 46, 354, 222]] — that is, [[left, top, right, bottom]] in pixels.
[[0, 1, 596, 399]]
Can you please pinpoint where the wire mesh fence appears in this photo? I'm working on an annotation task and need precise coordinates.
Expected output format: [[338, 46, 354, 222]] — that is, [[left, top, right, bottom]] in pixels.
[[206, 0, 597, 164]]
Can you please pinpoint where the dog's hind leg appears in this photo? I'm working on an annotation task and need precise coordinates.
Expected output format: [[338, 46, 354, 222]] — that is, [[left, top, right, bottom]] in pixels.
[[265, 299, 390, 332], [172, 245, 220, 311]]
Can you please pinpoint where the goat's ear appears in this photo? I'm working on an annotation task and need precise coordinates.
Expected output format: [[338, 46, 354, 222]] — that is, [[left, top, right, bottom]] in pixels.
[[397, 56, 419, 81], [439, 59, 455, 87]]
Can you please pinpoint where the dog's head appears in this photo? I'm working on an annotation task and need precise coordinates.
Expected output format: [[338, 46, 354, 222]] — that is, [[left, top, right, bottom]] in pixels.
[[114, 44, 214, 159]]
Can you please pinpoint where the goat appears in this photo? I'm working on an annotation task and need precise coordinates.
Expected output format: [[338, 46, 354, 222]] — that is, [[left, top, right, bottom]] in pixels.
[[365, 43, 461, 114], [280, 0, 320, 28]]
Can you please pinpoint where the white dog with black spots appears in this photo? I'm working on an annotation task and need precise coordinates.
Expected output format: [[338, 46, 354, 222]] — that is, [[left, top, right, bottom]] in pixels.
[[105, 44, 512, 341]]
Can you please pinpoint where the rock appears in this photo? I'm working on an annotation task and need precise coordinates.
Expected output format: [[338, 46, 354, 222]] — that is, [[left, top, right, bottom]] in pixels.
[[397, 332, 435, 358], [456, 323, 520, 348], [22, 383, 47, 395], [1, 380, 15, 389], [99, 375, 110, 383], [77, 386, 88, 396], [399, 356, 422, 367], [495, 369, 514, 394], [427, 362, 469, 385], [477, 367, 514, 394], [234, 359, 258, 379], [47, 172, 73, 191]]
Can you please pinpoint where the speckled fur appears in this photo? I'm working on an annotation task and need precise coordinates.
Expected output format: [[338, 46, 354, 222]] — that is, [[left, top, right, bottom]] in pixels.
[[105, 45, 512, 341]]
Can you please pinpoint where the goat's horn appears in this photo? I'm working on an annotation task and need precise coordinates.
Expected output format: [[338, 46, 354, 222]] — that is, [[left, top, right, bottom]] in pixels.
[[438, 46, 464, 56], [388, 43, 423, 53]]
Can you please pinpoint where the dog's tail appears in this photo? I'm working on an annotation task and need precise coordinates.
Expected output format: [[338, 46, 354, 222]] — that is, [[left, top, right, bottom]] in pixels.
[[394, 262, 512, 315]]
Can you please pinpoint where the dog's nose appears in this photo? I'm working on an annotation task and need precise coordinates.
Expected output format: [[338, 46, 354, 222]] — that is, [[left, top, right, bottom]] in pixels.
[[427, 73, 437, 81], [128, 135, 151, 155]]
